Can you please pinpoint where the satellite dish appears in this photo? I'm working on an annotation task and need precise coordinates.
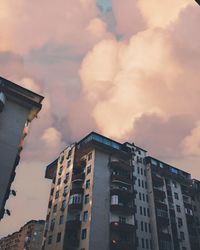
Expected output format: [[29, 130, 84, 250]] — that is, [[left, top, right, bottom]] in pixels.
[[195, 0, 200, 5]]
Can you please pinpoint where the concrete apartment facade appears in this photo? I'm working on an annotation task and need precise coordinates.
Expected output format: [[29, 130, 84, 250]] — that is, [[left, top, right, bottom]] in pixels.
[[0, 220, 45, 250], [0, 77, 44, 219], [42, 132, 200, 250]]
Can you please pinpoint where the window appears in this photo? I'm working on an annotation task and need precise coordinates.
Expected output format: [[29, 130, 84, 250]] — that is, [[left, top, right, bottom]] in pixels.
[[56, 232, 61, 242], [142, 238, 145, 248], [147, 208, 150, 217], [81, 229, 87, 240], [55, 191, 59, 199], [53, 204, 57, 213], [143, 193, 145, 201], [176, 205, 181, 213], [138, 179, 141, 187], [59, 215, 64, 225], [180, 232, 185, 240], [50, 219, 55, 231], [145, 222, 148, 232], [86, 180, 90, 189], [64, 173, 69, 183], [57, 177, 61, 185], [111, 195, 118, 205], [146, 194, 149, 202], [48, 235, 52, 245], [140, 206, 143, 215], [63, 186, 68, 196], [141, 221, 144, 231], [141, 168, 143, 175], [69, 194, 82, 205], [88, 152, 92, 161], [149, 223, 151, 233], [139, 192, 142, 200], [61, 200, 66, 210], [144, 169, 146, 176], [142, 180, 144, 188], [50, 188, 54, 196], [172, 181, 177, 188], [85, 194, 89, 204], [178, 218, 183, 227], [83, 211, 88, 221], [119, 217, 126, 223], [145, 182, 147, 189], [146, 239, 149, 249], [67, 160, 71, 168], [137, 167, 140, 174], [87, 165, 91, 175], [143, 207, 146, 216], [174, 192, 179, 200], [59, 166, 63, 175]]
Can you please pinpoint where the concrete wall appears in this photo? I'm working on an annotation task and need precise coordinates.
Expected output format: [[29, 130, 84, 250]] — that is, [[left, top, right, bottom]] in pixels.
[[0, 99, 29, 213], [89, 150, 110, 250]]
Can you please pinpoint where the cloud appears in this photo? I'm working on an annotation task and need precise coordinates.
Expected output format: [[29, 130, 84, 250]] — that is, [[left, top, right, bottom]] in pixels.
[[182, 122, 200, 157], [80, 28, 180, 138], [138, 0, 192, 28]]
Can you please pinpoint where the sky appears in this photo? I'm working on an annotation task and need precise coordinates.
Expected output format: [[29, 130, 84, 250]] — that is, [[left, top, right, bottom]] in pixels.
[[0, 0, 200, 237]]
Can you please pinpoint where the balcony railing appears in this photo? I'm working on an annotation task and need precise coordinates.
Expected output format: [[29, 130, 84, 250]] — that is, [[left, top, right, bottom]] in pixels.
[[70, 188, 84, 195], [152, 174, 164, 187], [110, 222, 135, 233], [110, 161, 131, 171], [72, 173, 85, 182], [110, 188, 135, 199], [66, 220, 81, 229], [68, 202, 82, 212], [110, 204, 135, 215], [111, 175, 132, 185], [110, 239, 134, 250], [154, 188, 166, 201]]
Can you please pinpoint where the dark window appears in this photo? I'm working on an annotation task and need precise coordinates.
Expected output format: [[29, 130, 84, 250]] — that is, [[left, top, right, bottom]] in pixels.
[[145, 182, 147, 189], [138, 179, 141, 186], [86, 180, 90, 189], [87, 165, 91, 175], [142, 238, 145, 248], [144, 169, 146, 176], [83, 211, 88, 221], [141, 221, 144, 231], [61, 200, 66, 210], [140, 206, 143, 215], [139, 192, 142, 200], [176, 205, 181, 213], [55, 191, 59, 199], [59, 215, 64, 225], [147, 208, 150, 217], [137, 167, 140, 174], [146, 239, 149, 249], [48, 235, 52, 245], [143, 207, 146, 216], [56, 232, 61, 242], [141, 168, 143, 175], [85, 195, 89, 204], [50, 188, 54, 195], [146, 194, 149, 202], [119, 216, 126, 223], [145, 222, 148, 232], [149, 223, 151, 233], [82, 229, 87, 240], [53, 204, 57, 213], [88, 152, 92, 161], [180, 232, 185, 240], [142, 180, 144, 188], [178, 218, 183, 227], [143, 193, 145, 201], [174, 192, 179, 200]]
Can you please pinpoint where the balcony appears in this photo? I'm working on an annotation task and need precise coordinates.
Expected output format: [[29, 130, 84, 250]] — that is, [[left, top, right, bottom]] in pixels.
[[110, 161, 131, 171], [111, 175, 132, 185], [64, 239, 79, 248], [152, 174, 164, 187], [154, 188, 166, 201], [110, 239, 134, 250], [110, 204, 135, 215], [68, 203, 82, 212], [110, 222, 135, 233], [70, 188, 84, 195], [110, 188, 135, 199], [73, 160, 86, 170], [72, 173, 85, 182], [158, 232, 171, 241], [66, 220, 81, 230]]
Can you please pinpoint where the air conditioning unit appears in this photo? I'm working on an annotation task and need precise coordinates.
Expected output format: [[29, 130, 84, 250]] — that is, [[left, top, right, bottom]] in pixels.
[[0, 92, 6, 112]]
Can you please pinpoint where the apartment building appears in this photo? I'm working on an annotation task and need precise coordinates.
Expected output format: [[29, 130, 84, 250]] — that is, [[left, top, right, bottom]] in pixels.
[[42, 132, 200, 250], [0, 220, 45, 250], [43, 132, 136, 250], [0, 77, 44, 219]]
